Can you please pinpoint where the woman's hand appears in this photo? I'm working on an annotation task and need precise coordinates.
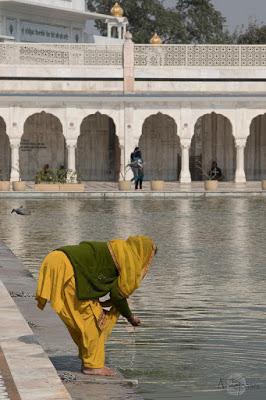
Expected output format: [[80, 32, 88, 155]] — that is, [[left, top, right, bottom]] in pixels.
[[128, 315, 141, 327]]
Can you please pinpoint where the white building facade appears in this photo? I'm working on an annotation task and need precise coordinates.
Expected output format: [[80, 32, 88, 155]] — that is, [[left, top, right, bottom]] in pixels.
[[0, 0, 127, 43], [0, 3, 265, 183]]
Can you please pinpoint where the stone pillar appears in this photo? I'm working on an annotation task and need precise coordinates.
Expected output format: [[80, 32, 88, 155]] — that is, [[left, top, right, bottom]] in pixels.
[[10, 139, 20, 181], [66, 139, 77, 181], [123, 31, 134, 93], [123, 23, 127, 38], [118, 25, 122, 39], [180, 138, 191, 183], [107, 24, 111, 38], [235, 138, 247, 183]]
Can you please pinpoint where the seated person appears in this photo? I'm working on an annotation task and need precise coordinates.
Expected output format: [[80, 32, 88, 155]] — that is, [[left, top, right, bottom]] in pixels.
[[43, 163, 50, 175], [208, 161, 223, 181]]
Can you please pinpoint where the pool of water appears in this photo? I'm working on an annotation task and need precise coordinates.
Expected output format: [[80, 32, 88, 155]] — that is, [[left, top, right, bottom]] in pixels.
[[1, 197, 266, 399]]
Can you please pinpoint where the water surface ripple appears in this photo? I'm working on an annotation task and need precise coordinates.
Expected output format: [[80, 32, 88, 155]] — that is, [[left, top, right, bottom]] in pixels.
[[1, 198, 266, 399]]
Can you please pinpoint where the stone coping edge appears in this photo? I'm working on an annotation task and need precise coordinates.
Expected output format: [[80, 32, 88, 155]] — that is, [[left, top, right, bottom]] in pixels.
[[0, 280, 71, 400], [0, 191, 265, 198]]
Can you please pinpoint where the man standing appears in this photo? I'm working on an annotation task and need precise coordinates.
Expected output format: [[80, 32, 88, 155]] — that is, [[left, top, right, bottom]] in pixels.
[[129, 147, 143, 184], [134, 158, 144, 190]]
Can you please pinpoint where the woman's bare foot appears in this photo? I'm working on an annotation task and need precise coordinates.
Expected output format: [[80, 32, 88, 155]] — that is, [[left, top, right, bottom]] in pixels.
[[82, 366, 117, 377]]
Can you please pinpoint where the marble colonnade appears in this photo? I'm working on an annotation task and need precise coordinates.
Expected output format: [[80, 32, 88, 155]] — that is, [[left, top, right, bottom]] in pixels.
[[0, 106, 265, 182]]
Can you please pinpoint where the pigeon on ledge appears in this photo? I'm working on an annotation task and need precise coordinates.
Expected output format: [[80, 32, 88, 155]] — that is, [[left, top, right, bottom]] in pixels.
[[11, 206, 31, 215]]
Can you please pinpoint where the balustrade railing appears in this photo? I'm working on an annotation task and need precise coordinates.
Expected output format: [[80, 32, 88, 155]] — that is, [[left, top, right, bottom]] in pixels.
[[0, 43, 266, 67], [0, 43, 123, 65], [134, 44, 266, 67]]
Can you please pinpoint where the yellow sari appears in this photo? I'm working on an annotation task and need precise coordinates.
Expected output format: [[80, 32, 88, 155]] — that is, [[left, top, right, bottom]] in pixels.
[[36, 236, 156, 369], [108, 235, 156, 297]]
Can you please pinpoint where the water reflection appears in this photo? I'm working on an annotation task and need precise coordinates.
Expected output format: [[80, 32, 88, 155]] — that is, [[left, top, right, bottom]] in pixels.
[[1, 198, 266, 399]]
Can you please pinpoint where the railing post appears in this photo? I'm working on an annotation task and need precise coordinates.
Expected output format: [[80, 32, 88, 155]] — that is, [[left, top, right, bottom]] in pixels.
[[123, 31, 134, 93]]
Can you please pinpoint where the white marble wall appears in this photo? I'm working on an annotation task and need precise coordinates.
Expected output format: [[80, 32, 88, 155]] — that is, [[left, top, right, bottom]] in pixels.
[[0, 2, 87, 43], [11, 0, 85, 11]]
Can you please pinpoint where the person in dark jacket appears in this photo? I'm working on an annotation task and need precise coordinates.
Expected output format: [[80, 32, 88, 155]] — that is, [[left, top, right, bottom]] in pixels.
[[134, 158, 144, 189], [130, 147, 142, 182]]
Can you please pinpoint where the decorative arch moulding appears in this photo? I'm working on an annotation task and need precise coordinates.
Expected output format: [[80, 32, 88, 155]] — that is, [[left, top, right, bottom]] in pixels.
[[1, 110, 266, 144]]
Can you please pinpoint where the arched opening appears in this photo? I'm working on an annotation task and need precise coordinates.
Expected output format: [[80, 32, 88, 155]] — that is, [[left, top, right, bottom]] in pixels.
[[245, 114, 266, 180], [77, 113, 120, 181], [0, 117, 11, 180], [139, 113, 181, 181], [190, 112, 235, 181], [20, 112, 66, 181]]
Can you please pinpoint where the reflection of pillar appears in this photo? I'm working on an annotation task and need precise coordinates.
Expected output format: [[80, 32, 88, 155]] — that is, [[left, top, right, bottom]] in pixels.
[[66, 139, 77, 181], [231, 198, 249, 273], [10, 139, 20, 181], [180, 138, 191, 183], [235, 138, 246, 183]]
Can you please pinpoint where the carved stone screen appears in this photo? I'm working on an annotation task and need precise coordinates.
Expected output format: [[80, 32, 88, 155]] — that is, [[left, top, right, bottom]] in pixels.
[[0, 118, 11, 180], [190, 113, 235, 181], [20, 112, 66, 181], [0, 44, 123, 66], [245, 114, 266, 180], [77, 114, 120, 181], [134, 45, 266, 67], [139, 113, 181, 181]]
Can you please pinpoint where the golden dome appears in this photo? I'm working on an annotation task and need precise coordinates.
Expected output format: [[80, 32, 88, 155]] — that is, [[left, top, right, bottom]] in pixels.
[[111, 2, 124, 17], [150, 33, 162, 45]]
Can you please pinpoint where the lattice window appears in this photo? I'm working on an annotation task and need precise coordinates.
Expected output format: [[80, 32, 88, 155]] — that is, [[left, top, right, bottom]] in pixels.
[[84, 46, 122, 65], [187, 45, 239, 66], [134, 45, 186, 66], [2, 43, 266, 67], [19, 44, 69, 65], [0, 43, 123, 65], [241, 46, 266, 66]]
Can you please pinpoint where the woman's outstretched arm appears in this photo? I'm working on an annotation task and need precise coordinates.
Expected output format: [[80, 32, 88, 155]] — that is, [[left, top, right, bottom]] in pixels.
[[110, 282, 141, 326]]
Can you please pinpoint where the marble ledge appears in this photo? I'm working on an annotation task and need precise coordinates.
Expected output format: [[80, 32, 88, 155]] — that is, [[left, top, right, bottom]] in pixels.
[[0, 281, 71, 400]]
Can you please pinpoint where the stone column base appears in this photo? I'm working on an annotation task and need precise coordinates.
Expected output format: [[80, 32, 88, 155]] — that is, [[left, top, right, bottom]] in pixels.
[[180, 176, 192, 184]]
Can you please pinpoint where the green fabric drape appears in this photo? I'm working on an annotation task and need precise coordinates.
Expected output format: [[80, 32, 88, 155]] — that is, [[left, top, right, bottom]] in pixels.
[[58, 241, 132, 319]]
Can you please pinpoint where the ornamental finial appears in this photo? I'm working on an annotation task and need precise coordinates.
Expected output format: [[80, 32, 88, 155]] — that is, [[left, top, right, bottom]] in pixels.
[[150, 33, 162, 45], [111, 2, 124, 17]]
